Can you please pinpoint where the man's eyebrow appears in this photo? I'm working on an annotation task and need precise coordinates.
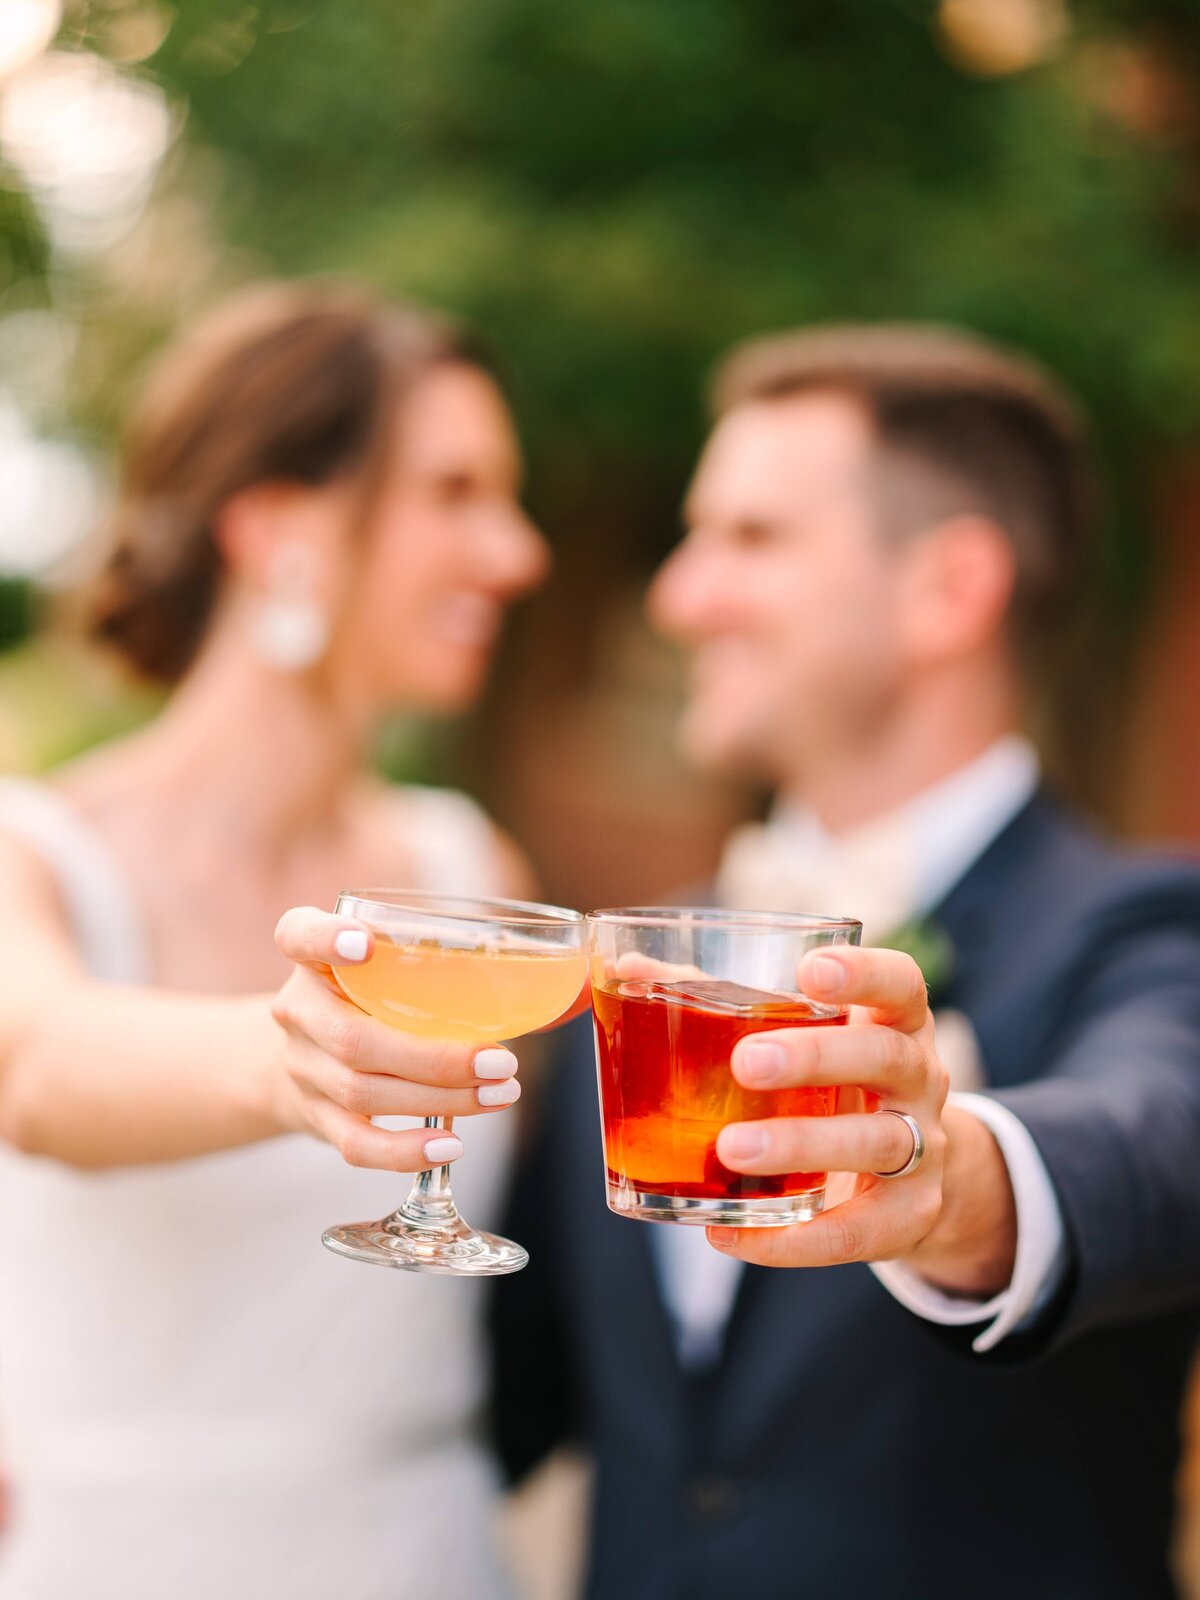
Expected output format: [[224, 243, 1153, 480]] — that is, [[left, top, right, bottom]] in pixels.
[[681, 500, 785, 541], [731, 516, 780, 540]]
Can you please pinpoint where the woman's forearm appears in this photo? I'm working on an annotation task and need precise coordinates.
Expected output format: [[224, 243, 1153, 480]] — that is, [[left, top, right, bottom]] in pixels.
[[0, 982, 287, 1169]]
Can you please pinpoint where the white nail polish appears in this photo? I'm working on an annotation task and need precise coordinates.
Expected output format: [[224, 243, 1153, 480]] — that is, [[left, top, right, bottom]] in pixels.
[[424, 1135, 463, 1163], [334, 930, 368, 962], [474, 1047, 518, 1080], [477, 1078, 521, 1108]]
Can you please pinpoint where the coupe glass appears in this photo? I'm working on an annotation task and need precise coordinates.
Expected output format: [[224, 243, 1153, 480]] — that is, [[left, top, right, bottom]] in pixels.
[[323, 890, 586, 1275]]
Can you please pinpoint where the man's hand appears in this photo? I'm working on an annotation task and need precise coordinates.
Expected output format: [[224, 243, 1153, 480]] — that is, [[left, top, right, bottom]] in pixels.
[[708, 945, 1017, 1296]]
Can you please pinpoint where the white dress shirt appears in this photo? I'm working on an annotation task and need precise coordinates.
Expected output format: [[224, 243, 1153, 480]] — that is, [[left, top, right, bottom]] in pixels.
[[653, 735, 1067, 1364]]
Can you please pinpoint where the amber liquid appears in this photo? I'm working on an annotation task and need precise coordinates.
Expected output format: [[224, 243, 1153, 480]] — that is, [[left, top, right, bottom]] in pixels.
[[592, 978, 846, 1201], [335, 937, 586, 1044]]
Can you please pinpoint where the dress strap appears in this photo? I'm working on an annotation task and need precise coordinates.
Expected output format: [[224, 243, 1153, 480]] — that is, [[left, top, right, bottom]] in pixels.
[[395, 785, 503, 899], [0, 778, 149, 984]]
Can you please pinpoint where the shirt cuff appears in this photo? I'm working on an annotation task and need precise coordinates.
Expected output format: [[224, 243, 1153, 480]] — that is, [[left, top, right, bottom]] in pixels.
[[870, 1090, 1068, 1354]]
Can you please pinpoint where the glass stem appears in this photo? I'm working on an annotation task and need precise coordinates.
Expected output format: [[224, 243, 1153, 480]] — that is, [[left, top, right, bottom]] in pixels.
[[399, 1116, 459, 1224]]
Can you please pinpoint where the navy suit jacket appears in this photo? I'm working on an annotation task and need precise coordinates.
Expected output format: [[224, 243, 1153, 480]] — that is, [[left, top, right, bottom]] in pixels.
[[490, 793, 1200, 1600]]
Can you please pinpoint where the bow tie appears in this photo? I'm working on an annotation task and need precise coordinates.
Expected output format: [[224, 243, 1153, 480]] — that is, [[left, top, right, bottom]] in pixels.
[[715, 811, 920, 947], [715, 812, 982, 1091]]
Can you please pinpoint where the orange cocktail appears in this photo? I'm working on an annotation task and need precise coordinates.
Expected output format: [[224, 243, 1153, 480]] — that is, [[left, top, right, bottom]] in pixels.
[[592, 977, 844, 1204], [587, 908, 861, 1227], [335, 938, 586, 1044]]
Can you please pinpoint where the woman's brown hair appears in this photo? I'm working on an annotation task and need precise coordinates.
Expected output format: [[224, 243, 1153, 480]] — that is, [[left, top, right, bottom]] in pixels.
[[85, 280, 495, 682]]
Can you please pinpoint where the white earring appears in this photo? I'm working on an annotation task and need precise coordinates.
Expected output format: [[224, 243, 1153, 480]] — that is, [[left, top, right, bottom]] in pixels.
[[250, 543, 331, 672], [252, 598, 331, 671]]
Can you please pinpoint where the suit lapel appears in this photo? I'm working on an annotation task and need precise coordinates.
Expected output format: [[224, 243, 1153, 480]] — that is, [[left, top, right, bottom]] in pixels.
[[707, 1261, 868, 1462], [930, 790, 1052, 1005], [705, 1261, 772, 1430], [623, 1222, 691, 1414], [929, 790, 1067, 1086], [702, 794, 1062, 1451]]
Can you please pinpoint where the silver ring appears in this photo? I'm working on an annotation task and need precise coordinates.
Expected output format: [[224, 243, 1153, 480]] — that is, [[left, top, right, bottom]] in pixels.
[[872, 1109, 925, 1179]]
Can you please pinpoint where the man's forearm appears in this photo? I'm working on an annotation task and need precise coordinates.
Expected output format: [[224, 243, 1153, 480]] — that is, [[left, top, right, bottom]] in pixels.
[[902, 1103, 1018, 1297]]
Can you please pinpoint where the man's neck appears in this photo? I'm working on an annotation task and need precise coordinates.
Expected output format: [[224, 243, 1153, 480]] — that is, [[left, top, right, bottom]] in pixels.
[[778, 679, 1021, 837]]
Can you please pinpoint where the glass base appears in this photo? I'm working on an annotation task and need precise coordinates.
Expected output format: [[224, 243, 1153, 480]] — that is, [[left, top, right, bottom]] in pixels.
[[322, 1210, 528, 1276], [606, 1185, 825, 1227]]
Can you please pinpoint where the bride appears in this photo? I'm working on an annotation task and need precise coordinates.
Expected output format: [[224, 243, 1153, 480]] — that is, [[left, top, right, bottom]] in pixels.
[[0, 281, 553, 1599]]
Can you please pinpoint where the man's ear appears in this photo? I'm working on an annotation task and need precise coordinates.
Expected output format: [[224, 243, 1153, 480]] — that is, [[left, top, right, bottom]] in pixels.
[[896, 515, 1017, 666]]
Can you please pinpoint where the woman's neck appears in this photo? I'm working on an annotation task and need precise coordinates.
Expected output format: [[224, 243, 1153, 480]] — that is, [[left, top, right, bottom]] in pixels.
[[69, 636, 373, 867]]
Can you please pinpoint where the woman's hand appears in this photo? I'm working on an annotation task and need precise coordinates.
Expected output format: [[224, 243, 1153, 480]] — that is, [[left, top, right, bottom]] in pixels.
[[270, 906, 522, 1173], [708, 945, 956, 1270]]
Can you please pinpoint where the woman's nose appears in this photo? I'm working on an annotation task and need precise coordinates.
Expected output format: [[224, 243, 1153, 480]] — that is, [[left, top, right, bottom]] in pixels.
[[486, 507, 552, 597]]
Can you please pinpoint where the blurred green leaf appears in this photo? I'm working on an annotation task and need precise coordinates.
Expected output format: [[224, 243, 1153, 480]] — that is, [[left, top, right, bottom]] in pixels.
[[6, 0, 1200, 596], [0, 578, 35, 655]]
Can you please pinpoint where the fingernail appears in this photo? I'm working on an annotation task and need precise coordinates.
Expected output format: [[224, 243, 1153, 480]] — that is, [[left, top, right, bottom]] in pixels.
[[807, 954, 846, 994], [737, 1039, 786, 1086], [720, 1124, 769, 1162], [334, 930, 368, 962], [708, 1227, 737, 1249], [477, 1078, 522, 1108], [424, 1135, 463, 1163], [474, 1047, 519, 1080]]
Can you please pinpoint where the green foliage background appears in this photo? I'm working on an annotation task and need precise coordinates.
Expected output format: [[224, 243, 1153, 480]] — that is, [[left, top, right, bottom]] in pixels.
[[149, 0, 1200, 576], [2, 0, 1200, 768]]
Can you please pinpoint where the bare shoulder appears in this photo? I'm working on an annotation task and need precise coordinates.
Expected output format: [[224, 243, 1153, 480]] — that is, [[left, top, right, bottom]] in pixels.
[[358, 778, 537, 901], [487, 824, 538, 902], [0, 824, 64, 911], [0, 827, 84, 979]]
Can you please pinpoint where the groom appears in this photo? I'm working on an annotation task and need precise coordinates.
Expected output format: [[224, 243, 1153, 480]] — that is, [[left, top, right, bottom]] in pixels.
[[492, 324, 1200, 1599]]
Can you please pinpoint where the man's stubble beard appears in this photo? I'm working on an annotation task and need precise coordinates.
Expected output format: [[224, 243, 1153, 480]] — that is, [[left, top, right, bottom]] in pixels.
[[677, 677, 899, 798], [675, 696, 798, 791]]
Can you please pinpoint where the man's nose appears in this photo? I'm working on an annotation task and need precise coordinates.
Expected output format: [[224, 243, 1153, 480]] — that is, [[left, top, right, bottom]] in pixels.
[[647, 541, 729, 639]]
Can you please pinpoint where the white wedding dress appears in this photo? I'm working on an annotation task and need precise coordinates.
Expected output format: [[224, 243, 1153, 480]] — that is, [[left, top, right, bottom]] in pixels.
[[0, 779, 517, 1600]]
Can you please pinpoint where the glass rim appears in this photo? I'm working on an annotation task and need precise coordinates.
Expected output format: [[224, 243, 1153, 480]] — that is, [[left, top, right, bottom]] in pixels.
[[586, 905, 862, 934], [337, 888, 585, 929]]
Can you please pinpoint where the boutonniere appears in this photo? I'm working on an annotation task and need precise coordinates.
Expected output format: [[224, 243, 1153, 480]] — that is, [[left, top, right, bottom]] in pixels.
[[880, 916, 956, 1006]]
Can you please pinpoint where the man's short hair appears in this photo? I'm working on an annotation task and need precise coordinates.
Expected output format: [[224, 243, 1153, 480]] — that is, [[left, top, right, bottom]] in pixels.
[[711, 323, 1099, 662]]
